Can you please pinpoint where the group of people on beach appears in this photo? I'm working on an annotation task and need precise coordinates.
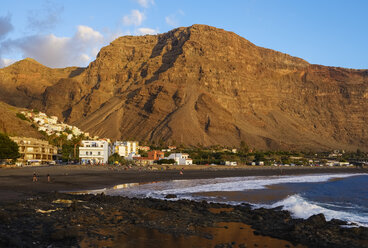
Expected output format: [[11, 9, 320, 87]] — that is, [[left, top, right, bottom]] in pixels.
[[33, 172, 51, 183]]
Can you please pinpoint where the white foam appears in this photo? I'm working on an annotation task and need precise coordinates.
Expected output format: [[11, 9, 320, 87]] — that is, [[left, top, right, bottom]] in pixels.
[[98, 173, 365, 200], [151, 173, 366, 196], [94, 173, 368, 227], [265, 194, 368, 227]]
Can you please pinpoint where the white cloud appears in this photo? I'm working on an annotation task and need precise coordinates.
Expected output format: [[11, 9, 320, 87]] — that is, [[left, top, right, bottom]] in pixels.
[[0, 58, 16, 68], [165, 16, 177, 27], [122, 10, 145, 26], [135, 0, 154, 8], [27, 1, 63, 32], [2, 25, 105, 68], [136, 27, 158, 35], [101, 27, 132, 43], [0, 14, 13, 40], [165, 10, 185, 27], [79, 53, 91, 64], [75, 25, 103, 42]]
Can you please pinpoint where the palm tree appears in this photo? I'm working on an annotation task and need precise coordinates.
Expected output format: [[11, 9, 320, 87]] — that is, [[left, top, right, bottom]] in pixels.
[[72, 134, 84, 160]]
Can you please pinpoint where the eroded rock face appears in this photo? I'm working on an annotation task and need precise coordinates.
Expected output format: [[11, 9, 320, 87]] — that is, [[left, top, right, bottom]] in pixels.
[[0, 25, 367, 150]]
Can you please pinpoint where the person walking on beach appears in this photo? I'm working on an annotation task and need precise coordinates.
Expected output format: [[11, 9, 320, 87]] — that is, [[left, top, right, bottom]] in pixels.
[[179, 170, 183, 175], [47, 174, 51, 183], [33, 172, 38, 182]]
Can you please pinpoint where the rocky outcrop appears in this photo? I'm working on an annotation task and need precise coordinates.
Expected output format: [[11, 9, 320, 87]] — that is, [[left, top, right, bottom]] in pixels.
[[0, 25, 367, 150], [0, 192, 367, 248]]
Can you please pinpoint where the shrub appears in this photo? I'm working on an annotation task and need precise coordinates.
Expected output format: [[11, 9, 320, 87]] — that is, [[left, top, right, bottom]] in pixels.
[[16, 113, 27, 121], [156, 159, 176, 165]]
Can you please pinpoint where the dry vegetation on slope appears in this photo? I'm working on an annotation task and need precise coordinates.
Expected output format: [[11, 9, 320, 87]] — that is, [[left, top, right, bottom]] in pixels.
[[0, 101, 43, 139]]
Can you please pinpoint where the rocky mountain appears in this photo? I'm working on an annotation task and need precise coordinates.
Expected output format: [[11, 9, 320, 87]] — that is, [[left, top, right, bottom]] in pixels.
[[0, 24, 367, 151]]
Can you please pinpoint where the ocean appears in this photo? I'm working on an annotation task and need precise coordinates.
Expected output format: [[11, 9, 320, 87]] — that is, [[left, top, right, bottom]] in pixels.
[[97, 173, 368, 227]]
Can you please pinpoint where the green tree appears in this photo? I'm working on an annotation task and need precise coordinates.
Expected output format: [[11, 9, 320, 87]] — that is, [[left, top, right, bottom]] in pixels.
[[71, 134, 84, 159], [138, 149, 148, 157], [254, 152, 265, 161], [239, 141, 249, 154], [0, 133, 20, 160], [156, 159, 176, 165], [356, 149, 363, 158], [61, 143, 73, 161], [16, 113, 28, 121], [108, 153, 123, 164], [108, 153, 130, 165], [281, 156, 291, 164]]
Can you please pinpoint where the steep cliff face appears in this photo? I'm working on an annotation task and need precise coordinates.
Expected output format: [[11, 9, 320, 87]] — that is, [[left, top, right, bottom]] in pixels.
[[0, 25, 367, 150]]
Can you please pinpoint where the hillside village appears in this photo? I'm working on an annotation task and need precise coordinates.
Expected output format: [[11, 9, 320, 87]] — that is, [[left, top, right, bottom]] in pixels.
[[2, 110, 367, 168], [8, 110, 195, 166]]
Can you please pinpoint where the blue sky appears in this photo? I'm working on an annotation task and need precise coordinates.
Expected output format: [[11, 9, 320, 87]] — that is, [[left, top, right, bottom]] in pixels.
[[0, 0, 367, 69]]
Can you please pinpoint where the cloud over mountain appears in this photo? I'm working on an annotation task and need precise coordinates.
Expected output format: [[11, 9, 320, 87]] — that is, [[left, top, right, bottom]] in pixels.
[[0, 14, 13, 40], [122, 10, 145, 26], [2, 25, 104, 68]]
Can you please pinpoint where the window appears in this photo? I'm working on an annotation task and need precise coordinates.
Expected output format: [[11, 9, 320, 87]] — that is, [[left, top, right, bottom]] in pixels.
[[90, 152, 92, 155], [86, 151, 88, 155], [98, 152, 100, 155]]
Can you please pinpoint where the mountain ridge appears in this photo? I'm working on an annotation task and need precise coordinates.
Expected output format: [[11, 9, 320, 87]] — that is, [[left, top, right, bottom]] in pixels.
[[0, 24, 367, 151]]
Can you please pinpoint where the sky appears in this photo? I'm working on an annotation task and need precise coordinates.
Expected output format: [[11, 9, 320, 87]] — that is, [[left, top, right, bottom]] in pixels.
[[0, 0, 367, 69]]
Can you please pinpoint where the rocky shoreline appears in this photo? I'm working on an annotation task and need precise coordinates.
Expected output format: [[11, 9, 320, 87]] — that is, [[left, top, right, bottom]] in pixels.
[[1, 192, 367, 248]]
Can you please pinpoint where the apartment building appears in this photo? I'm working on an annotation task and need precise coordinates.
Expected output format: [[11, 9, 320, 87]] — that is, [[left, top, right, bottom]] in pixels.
[[113, 141, 139, 157], [10, 137, 58, 165], [79, 140, 110, 164]]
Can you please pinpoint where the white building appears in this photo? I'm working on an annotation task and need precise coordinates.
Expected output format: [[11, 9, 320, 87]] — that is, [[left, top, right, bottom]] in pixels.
[[72, 126, 82, 136], [166, 153, 193, 165], [225, 161, 237, 166], [33, 117, 45, 125], [49, 116, 58, 124], [79, 140, 110, 164], [113, 141, 139, 158]]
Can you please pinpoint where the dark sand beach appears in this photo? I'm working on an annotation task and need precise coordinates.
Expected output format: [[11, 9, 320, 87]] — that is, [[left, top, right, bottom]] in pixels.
[[1, 165, 367, 202], [1, 165, 367, 248]]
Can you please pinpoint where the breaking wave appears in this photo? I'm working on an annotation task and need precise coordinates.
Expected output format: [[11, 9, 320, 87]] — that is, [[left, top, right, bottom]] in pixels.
[[264, 194, 368, 227], [93, 173, 368, 227]]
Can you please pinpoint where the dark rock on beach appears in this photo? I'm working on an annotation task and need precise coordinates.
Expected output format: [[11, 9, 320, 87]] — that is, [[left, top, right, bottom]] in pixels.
[[165, 194, 177, 199], [0, 192, 367, 248]]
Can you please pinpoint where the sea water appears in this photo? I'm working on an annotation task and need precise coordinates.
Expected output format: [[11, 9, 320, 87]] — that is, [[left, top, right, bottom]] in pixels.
[[100, 173, 368, 227]]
